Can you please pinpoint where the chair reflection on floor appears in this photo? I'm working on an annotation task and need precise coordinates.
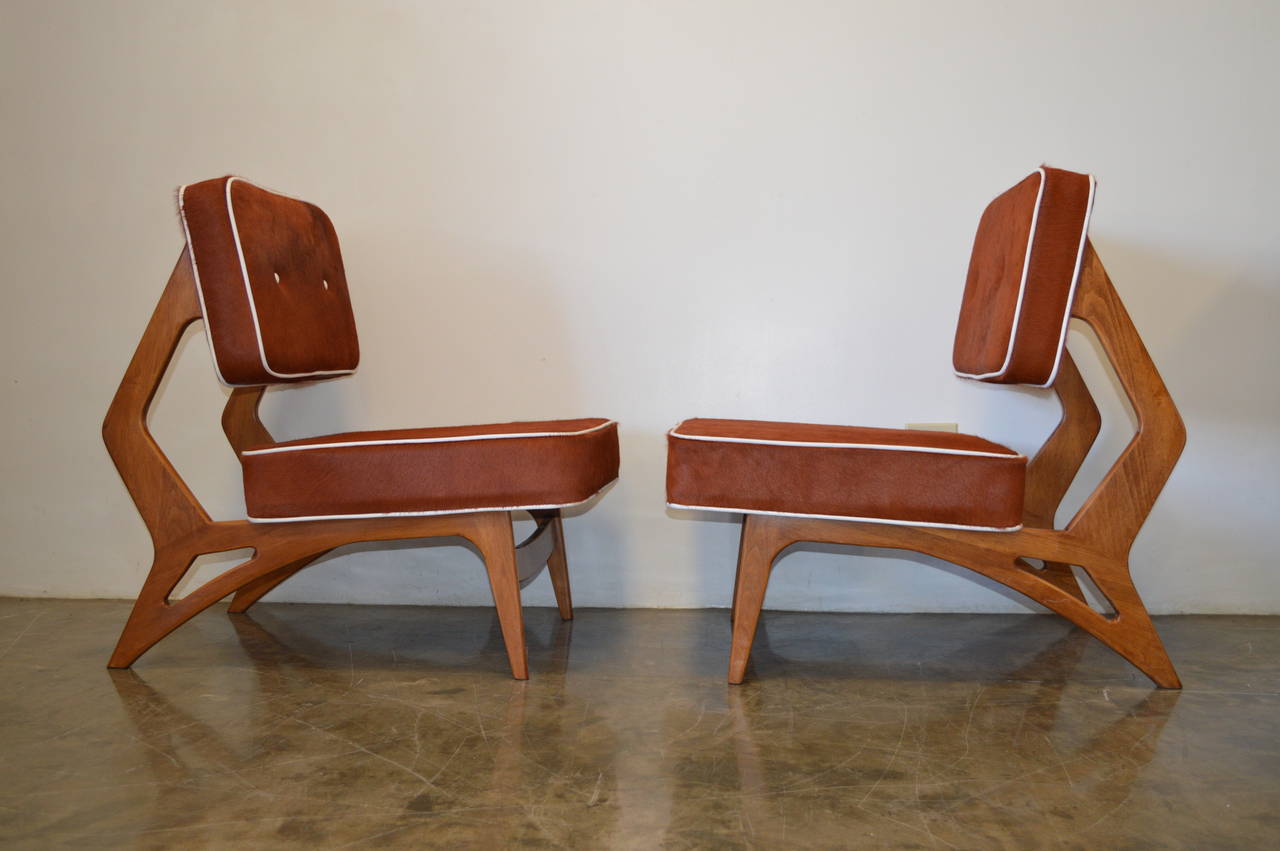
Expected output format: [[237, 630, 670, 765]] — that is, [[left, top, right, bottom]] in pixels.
[[224, 602, 576, 678], [106, 609, 607, 845], [719, 620, 1181, 845]]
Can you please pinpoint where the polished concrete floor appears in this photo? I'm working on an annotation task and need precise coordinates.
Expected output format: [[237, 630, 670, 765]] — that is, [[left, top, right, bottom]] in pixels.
[[0, 600, 1276, 848]]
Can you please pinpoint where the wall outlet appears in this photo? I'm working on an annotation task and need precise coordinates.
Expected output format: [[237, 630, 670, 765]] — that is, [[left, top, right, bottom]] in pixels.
[[906, 422, 958, 433]]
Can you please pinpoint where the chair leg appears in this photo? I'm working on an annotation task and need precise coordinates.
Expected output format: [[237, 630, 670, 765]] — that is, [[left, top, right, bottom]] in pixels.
[[952, 548, 1181, 689], [109, 544, 280, 668], [110, 542, 331, 668], [1066, 560, 1181, 688], [545, 514, 574, 621], [471, 513, 529, 680], [108, 546, 199, 668], [728, 515, 787, 684], [982, 551, 1180, 688]]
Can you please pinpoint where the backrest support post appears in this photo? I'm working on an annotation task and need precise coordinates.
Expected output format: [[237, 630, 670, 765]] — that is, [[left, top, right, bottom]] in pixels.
[[222, 386, 271, 456], [1022, 349, 1102, 530], [102, 249, 212, 541], [1063, 242, 1187, 554]]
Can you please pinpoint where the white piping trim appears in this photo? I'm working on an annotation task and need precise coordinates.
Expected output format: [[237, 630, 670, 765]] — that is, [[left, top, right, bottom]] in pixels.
[[247, 480, 616, 524], [224, 177, 356, 381], [177, 183, 235, 387], [667, 502, 1022, 533], [956, 167, 1046, 382], [668, 428, 1023, 459], [243, 420, 616, 456], [1035, 174, 1097, 388]]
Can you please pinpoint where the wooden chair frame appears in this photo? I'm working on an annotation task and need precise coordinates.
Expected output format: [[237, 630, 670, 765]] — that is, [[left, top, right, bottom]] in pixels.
[[103, 250, 575, 678], [727, 242, 1187, 688]]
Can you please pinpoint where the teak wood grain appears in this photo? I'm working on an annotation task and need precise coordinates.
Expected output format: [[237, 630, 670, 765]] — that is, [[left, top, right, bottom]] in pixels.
[[726, 243, 1187, 688], [102, 249, 573, 678]]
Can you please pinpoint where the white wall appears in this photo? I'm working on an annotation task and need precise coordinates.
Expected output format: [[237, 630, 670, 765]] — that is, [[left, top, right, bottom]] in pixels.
[[2, 0, 1277, 613]]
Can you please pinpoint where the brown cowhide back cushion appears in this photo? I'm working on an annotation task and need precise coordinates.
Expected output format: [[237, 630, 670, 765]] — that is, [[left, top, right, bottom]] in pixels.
[[178, 177, 359, 386], [953, 167, 1095, 387]]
